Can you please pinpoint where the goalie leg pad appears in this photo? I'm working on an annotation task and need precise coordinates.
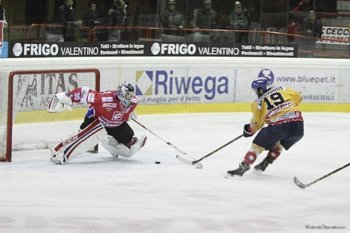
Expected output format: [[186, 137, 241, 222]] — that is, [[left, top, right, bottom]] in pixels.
[[101, 134, 147, 158], [51, 119, 107, 164], [100, 135, 123, 158], [129, 135, 147, 157]]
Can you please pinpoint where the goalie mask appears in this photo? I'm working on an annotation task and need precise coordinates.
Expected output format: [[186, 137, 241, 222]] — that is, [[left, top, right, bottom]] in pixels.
[[117, 82, 135, 107]]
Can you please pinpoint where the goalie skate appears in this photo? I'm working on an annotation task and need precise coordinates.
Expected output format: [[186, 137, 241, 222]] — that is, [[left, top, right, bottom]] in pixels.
[[50, 149, 68, 165]]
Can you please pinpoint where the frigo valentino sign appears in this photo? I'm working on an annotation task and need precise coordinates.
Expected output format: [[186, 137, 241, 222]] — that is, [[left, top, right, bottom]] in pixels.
[[9, 42, 297, 58]]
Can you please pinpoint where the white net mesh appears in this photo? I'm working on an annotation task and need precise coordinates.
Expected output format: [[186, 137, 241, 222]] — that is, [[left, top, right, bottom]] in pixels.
[[0, 69, 100, 161]]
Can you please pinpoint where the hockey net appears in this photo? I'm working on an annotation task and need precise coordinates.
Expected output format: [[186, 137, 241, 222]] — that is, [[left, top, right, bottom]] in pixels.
[[0, 68, 100, 162]]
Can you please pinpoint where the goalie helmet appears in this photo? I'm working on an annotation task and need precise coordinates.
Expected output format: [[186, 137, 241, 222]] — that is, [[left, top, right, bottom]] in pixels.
[[251, 77, 271, 97], [117, 82, 135, 107]]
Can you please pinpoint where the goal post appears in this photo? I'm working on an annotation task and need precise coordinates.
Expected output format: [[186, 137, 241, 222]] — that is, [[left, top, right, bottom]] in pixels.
[[0, 68, 101, 162]]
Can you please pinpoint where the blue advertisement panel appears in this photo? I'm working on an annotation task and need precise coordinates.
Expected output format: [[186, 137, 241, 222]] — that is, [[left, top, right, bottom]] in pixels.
[[0, 41, 8, 58]]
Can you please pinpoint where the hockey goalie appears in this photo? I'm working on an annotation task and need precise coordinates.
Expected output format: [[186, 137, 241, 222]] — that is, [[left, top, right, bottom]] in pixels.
[[47, 82, 147, 164]]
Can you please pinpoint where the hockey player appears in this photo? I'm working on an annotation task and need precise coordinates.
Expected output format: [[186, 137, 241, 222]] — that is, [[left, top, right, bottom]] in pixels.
[[226, 77, 304, 177], [48, 82, 147, 164]]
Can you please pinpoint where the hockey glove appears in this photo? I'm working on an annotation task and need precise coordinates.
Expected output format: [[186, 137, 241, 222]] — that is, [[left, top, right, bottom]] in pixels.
[[48, 92, 73, 113], [243, 124, 254, 137]]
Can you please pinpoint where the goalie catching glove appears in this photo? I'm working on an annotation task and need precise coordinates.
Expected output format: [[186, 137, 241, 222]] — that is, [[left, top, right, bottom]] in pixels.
[[48, 92, 73, 113]]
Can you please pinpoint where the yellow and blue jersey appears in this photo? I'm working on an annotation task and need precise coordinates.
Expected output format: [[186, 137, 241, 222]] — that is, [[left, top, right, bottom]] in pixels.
[[250, 86, 303, 132]]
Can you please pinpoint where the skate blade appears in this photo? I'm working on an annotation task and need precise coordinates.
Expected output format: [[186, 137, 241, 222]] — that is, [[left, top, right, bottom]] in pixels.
[[225, 173, 241, 179], [253, 169, 264, 175]]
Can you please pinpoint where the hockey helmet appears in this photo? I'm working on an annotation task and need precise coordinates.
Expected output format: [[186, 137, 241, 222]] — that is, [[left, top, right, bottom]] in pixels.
[[117, 82, 135, 107], [251, 77, 271, 97]]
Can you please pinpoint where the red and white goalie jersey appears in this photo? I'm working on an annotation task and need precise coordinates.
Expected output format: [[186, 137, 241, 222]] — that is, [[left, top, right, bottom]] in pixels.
[[69, 87, 137, 127]]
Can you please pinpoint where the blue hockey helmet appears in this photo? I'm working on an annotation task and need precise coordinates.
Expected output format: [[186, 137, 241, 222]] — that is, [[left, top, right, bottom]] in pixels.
[[251, 77, 271, 97]]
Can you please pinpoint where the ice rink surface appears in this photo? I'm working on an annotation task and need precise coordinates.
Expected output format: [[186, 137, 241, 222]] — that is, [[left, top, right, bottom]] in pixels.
[[1, 112, 349, 233]]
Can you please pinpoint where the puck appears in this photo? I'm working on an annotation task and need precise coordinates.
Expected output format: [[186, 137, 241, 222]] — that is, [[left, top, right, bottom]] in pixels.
[[155, 161, 161, 164], [195, 163, 203, 169]]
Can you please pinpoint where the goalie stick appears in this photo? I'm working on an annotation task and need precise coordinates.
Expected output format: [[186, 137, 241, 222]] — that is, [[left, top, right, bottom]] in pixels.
[[176, 134, 244, 166], [132, 119, 203, 168], [294, 162, 350, 189]]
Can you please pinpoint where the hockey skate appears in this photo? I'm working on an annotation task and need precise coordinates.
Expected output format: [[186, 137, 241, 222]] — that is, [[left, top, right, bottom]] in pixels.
[[254, 156, 274, 173], [226, 162, 250, 178]]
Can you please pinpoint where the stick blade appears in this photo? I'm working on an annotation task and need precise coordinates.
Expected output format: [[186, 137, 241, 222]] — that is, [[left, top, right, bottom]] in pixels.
[[176, 154, 194, 165], [293, 176, 306, 189], [176, 154, 203, 169]]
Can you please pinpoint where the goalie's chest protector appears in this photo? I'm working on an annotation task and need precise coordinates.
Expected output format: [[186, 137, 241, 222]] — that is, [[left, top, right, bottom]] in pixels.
[[91, 91, 136, 127]]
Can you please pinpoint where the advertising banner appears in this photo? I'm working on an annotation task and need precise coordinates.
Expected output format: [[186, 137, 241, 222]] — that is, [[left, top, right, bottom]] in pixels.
[[317, 26, 350, 45], [9, 42, 297, 58], [123, 66, 237, 105], [9, 71, 97, 111], [0, 55, 348, 105], [120, 65, 344, 104], [147, 43, 296, 57], [0, 41, 7, 58], [243, 68, 342, 103]]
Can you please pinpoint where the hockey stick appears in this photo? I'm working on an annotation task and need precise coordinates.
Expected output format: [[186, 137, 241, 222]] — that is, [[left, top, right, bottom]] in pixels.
[[294, 162, 350, 189], [176, 134, 244, 165], [132, 119, 203, 168]]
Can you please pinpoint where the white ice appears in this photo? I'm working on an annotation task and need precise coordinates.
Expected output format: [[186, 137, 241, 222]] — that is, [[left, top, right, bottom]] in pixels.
[[1, 112, 349, 233]]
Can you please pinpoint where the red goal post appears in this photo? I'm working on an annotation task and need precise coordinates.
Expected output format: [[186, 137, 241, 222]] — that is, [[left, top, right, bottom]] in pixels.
[[0, 68, 100, 162]]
